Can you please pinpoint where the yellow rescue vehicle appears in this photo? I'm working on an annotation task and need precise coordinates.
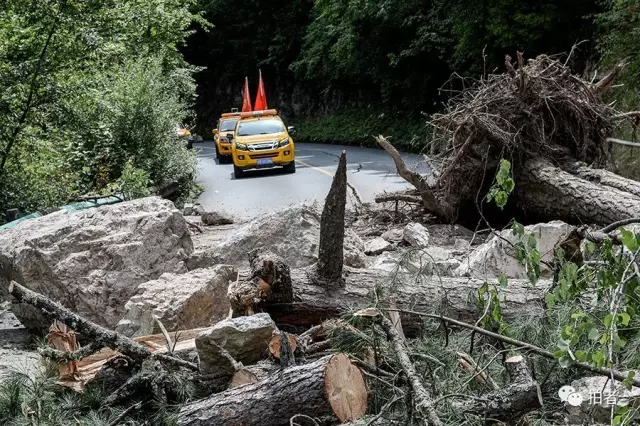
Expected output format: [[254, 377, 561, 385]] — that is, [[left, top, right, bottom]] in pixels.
[[228, 109, 295, 178], [212, 111, 241, 162]]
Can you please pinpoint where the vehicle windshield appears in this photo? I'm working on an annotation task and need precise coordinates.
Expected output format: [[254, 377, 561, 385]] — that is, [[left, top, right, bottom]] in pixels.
[[237, 119, 284, 136], [220, 118, 238, 132]]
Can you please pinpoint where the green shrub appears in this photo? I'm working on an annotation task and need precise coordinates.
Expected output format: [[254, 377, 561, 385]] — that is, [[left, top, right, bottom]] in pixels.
[[290, 108, 431, 153]]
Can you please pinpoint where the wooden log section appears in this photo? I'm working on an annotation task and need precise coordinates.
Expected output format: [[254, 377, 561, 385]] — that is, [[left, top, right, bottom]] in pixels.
[[454, 355, 542, 422], [178, 354, 368, 426], [518, 159, 640, 226], [248, 265, 547, 337]]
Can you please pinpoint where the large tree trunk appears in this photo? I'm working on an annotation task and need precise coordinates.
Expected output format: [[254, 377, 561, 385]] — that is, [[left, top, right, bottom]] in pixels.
[[517, 159, 640, 226], [177, 353, 368, 426], [259, 265, 547, 336]]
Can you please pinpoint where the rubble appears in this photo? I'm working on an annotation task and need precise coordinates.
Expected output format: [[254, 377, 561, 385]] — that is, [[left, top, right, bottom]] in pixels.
[[116, 265, 237, 337]]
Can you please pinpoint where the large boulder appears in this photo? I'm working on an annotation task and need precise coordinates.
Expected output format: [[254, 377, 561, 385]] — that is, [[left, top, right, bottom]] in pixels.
[[0, 197, 193, 332], [196, 313, 276, 375], [116, 265, 237, 337], [455, 221, 573, 280], [190, 202, 365, 269]]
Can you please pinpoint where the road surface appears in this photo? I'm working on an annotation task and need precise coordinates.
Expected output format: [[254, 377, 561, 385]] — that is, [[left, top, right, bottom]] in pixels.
[[195, 141, 429, 217]]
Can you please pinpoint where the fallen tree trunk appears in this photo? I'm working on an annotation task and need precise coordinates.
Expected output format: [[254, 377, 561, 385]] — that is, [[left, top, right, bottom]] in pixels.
[[454, 355, 542, 422], [518, 159, 640, 226], [178, 353, 368, 426], [256, 265, 547, 337], [567, 164, 640, 199]]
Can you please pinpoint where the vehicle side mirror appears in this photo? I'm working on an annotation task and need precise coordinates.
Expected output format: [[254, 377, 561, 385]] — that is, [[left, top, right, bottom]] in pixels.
[[212, 129, 218, 135], [226, 133, 234, 141], [287, 126, 295, 133]]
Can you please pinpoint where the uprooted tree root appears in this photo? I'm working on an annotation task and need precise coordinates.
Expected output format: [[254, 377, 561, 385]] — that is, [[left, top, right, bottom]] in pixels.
[[379, 53, 640, 225], [433, 53, 620, 213]]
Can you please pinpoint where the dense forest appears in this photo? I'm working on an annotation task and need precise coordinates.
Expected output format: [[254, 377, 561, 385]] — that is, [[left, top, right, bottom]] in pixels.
[[1, 0, 639, 218], [183, 0, 638, 147]]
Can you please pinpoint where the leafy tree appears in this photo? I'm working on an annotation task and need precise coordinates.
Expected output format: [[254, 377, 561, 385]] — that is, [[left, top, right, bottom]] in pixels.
[[0, 0, 205, 219]]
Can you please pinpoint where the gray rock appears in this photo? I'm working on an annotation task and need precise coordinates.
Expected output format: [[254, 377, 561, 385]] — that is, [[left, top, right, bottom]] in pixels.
[[455, 221, 573, 280], [344, 229, 366, 268], [116, 265, 237, 337], [365, 237, 394, 256], [381, 228, 403, 243], [200, 202, 321, 269], [196, 313, 276, 374], [565, 376, 640, 424], [183, 203, 194, 216], [371, 247, 459, 277], [403, 222, 430, 248], [193, 204, 205, 216], [201, 211, 234, 226], [0, 197, 192, 331]]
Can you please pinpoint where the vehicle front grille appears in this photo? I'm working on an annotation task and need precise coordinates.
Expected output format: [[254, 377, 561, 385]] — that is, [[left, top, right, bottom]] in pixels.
[[248, 141, 278, 151], [250, 153, 278, 159]]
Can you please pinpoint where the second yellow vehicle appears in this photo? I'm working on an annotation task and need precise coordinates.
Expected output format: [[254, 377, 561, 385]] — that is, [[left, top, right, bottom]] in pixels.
[[227, 109, 296, 178], [212, 113, 240, 163]]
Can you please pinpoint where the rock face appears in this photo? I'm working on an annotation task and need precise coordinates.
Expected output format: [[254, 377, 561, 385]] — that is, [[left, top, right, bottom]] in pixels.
[[565, 376, 640, 424], [116, 265, 237, 337], [364, 238, 394, 256], [0, 197, 193, 331], [403, 222, 430, 248], [455, 221, 572, 280], [196, 313, 276, 375]]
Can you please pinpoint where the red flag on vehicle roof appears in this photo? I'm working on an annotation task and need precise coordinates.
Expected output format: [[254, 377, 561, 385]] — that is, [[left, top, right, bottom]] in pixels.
[[242, 77, 252, 112], [253, 69, 268, 111]]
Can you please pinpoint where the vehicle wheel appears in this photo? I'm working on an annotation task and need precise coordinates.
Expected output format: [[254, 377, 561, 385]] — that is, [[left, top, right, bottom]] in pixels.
[[187, 139, 193, 149], [283, 161, 296, 174], [215, 145, 222, 161], [234, 164, 245, 179]]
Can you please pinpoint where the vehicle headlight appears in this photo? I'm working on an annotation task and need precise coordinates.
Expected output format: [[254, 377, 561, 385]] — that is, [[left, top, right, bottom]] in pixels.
[[235, 143, 248, 151], [278, 137, 290, 147]]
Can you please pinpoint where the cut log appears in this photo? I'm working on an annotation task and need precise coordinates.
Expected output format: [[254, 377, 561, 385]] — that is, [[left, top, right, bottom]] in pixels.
[[228, 360, 279, 389], [260, 265, 547, 337], [178, 353, 368, 426], [317, 150, 347, 283], [454, 355, 542, 422], [518, 159, 640, 226]]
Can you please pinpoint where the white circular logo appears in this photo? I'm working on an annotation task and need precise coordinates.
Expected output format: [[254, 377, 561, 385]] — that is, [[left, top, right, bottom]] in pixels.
[[567, 392, 584, 407], [558, 385, 576, 402]]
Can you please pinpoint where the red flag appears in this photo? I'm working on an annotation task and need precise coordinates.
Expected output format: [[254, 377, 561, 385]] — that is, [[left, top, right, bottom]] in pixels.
[[242, 77, 252, 112], [253, 70, 268, 111]]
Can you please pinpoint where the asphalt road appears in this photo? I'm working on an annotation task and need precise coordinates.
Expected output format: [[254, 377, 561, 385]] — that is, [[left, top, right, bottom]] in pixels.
[[195, 141, 430, 217]]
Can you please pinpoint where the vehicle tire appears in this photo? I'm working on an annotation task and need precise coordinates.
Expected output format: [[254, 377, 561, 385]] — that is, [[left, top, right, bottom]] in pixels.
[[187, 139, 193, 149], [215, 145, 222, 161], [234, 164, 245, 179], [283, 161, 296, 174]]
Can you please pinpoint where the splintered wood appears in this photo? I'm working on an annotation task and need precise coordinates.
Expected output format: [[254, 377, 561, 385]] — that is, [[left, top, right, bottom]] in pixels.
[[47, 320, 79, 379], [57, 327, 207, 392]]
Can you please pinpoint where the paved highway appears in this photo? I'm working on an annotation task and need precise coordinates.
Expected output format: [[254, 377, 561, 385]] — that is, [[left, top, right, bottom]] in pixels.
[[195, 141, 430, 217]]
